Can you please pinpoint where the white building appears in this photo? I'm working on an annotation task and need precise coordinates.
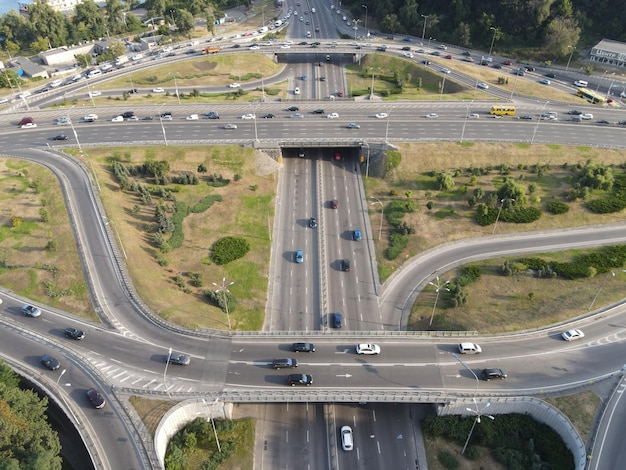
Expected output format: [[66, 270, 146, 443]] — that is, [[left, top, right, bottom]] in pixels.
[[589, 39, 626, 69]]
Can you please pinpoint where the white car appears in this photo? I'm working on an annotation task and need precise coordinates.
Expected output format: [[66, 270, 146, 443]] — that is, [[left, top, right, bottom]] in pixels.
[[375, 112, 389, 119], [441, 68, 451, 74], [18, 91, 32, 99], [477, 82, 489, 90], [281, 44, 291, 49], [580, 113, 593, 120], [403, 52, 414, 58], [21, 122, 37, 129], [249, 45, 260, 50], [341, 426, 353, 451], [467, 113, 480, 119], [294, 87, 300, 95], [425, 113, 439, 119], [83, 113, 98, 121], [111, 115, 124, 122], [229, 83, 241, 88], [152, 87, 165, 93], [327, 112, 339, 119], [562, 329, 585, 341], [356, 344, 381, 355], [88, 90, 102, 97], [186, 114, 199, 120], [241, 113, 256, 120]]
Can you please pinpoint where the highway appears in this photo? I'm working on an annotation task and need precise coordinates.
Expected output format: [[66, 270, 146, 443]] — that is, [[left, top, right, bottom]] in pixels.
[[1, 1, 626, 468]]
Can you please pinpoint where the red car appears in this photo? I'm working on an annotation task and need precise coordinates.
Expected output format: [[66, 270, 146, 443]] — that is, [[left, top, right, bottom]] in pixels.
[[445, 54, 452, 59], [503, 60, 513, 66], [337, 91, 344, 97], [334, 152, 341, 161]]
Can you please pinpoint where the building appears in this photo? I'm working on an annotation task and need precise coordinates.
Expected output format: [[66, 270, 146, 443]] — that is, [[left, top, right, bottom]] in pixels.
[[589, 39, 626, 69], [8, 56, 49, 79]]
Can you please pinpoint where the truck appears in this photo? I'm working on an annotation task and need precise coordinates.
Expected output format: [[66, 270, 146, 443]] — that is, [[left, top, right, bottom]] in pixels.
[[115, 55, 129, 66], [202, 47, 220, 54]]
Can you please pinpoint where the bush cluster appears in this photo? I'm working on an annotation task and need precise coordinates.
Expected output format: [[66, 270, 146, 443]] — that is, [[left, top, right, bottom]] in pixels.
[[475, 206, 541, 226], [383, 200, 417, 260], [206, 173, 230, 187], [210, 236, 250, 265], [546, 200, 569, 214]]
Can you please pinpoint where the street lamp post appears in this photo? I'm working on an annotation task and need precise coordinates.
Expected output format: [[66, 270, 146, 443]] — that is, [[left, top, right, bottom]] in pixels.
[[213, 277, 234, 329], [158, 104, 169, 146], [428, 276, 450, 326], [428, 37, 435, 49], [163, 346, 172, 396], [56, 369, 67, 384], [531, 100, 549, 145], [460, 101, 471, 143], [452, 353, 495, 455], [492, 198, 514, 234], [173, 75, 181, 105], [250, 103, 259, 142], [201, 399, 222, 452], [361, 5, 368, 36], [369, 197, 383, 241], [439, 75, 446, 101], [421, 15, 428, 42], [384, 106, 394, 143], [589, 271, 616, 310], [488, 26, 498, 59], [566, 46, 576, 71], [353, 19, 360, 41]]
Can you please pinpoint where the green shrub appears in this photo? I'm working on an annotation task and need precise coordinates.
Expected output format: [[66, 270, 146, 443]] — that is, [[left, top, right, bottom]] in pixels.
[[546, 200, 569, 214], [384, 232, 409, 260], [437, 450, 460, 469], [384, 150, 402, 173], [210, 236, 250, 265], [190, 195, 222, 213]]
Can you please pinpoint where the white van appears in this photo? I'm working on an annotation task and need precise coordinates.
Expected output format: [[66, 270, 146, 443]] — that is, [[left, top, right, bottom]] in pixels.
[[86, 69, 101, 79], [574, 80, 588, 88]]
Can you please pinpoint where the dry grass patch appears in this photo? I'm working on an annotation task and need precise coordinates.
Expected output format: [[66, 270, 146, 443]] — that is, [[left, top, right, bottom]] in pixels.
[[0, 159, 94, 319], [78, 145, 275, 331], [128, 396, 176, 437], [545, 390, 601, 443]]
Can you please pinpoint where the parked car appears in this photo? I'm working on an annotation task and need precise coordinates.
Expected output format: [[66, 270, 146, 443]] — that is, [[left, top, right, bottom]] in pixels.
[[287, 374, 313, 386], [22, 304, 42, 317], [41, 354, 61, 370], [482, 368, 507, 381], [168, 352, 191, 365], [272, 358, 298, 369], [292, 342, 315, 353], [562, 329, 585, 341], [64, 327, 85, 340], [356, 344, 381, 355], [86, 388, 106, 408]]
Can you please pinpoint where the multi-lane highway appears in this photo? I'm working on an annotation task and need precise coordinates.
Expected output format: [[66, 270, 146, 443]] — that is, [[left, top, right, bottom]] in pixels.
[[2, 1, 626, 468]]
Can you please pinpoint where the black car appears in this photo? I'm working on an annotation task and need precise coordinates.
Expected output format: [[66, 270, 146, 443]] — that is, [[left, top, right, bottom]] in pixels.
[[308, 217, 317, 228], [64, 327, 85, 340], [312, 109, 325, 114], [272, 358, 298, 369], [168, 353, 191, 365], [127, 88, 139, 94], [341, 259, 350, 271], [292, 342, 315, 353], [287, 373, 313, 386], [86, 388, 106, 408], [568, 110, 583, 115], [492, 63, 502, 69], [401, 46, 411, 51], [41, 354, 61, 370], [545, 72, 557, 78], [298, 41, 307, 45], [462, 51, 471, 56], [121, 111, 136, 119], [525, 66, 535, 72], [482, 368, 507, 381], [422, 60, 432, 65], [618, 120, 626, 126], [261, 113, 275, 119], [596, 120, 610, 124], [286, 106, 299, 112], [53, 134, 68, 140], [141, 116, 154, 120], [519, 115, 533, 120], [205, 111, 220, 119], [319, 76, 326, 81]]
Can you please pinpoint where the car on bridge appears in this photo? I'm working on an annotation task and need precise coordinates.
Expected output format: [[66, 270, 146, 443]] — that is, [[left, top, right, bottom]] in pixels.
[[41, 354, 61, 370], [86, 388, 106, 409], [22, 304, 41, 317], [64, 327, 85, 340], [287, 374, 313, 386], [356, 344, 380, 355], [168, 352, 191, 365], [295, 249, 304, 263], [292, 342, 315, 353], [272, 358, 298, 369], [482, 368, 507, 381], [347, 122, 360, 129]]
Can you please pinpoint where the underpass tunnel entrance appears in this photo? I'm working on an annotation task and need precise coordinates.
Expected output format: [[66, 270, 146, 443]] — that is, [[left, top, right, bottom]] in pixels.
[[280, 146, 360, 163]]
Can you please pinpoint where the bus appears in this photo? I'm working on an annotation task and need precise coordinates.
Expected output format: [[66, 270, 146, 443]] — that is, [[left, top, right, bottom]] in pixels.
[[489, 105, 516, 116], [576, 87, 606, 105], [202, 47, 220, 55]]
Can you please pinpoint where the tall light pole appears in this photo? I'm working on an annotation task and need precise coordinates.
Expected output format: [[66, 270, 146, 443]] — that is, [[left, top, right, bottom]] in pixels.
[[56, 369, 67, 384], [163, 346, 172, 397], [428, 276, 450, 326], [589, 270, 615, 310], [439, 75, 446, 101], [201, 399, 222, 452], [353, 19, 360, 41], [531, 100, 549, 145], [488, 26, 498, 59], [492, 198, 514, 234], [361, 5, 368, 36], [428, 37, 435, 49], [369, 197, 383, 241], [158, 104, 169, 146], [173, 75, 181, 105], [384, 106, 394, 143], [213, 277, 234, 329], [460, 101, 471, 143], [452, 353, 495, 455], [250, 102, 259, 142], [421, 15, 428, 43], [566, 46, 576, 71]]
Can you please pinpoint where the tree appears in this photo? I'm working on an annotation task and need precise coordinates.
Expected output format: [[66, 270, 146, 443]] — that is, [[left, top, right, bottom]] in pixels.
[[71, 0, 107, 41], [437, 171, 455, 191], [497, 178, 527, 206], [105, 0, 125, 35], [75, 53, 92, 67], [176, 9, 195, 36], [380, 13, 401, 33], [398, 0, 419, 33], [0, 69, 23, 89], [145, 160, 170, 178], [544, 16, 581, 58], [26, 0, 69, 48]]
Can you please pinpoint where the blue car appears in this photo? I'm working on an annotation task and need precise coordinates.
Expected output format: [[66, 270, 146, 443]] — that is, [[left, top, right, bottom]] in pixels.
[[296, 249, 304, 263], [352, 229, 361, 241], [332, 312, 343, 328], [302, 74, 307, 81]]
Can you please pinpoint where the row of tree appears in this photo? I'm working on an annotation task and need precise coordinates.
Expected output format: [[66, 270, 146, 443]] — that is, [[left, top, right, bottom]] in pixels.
[[0, 0, 236, 55], [340, 0, 626, 61]]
